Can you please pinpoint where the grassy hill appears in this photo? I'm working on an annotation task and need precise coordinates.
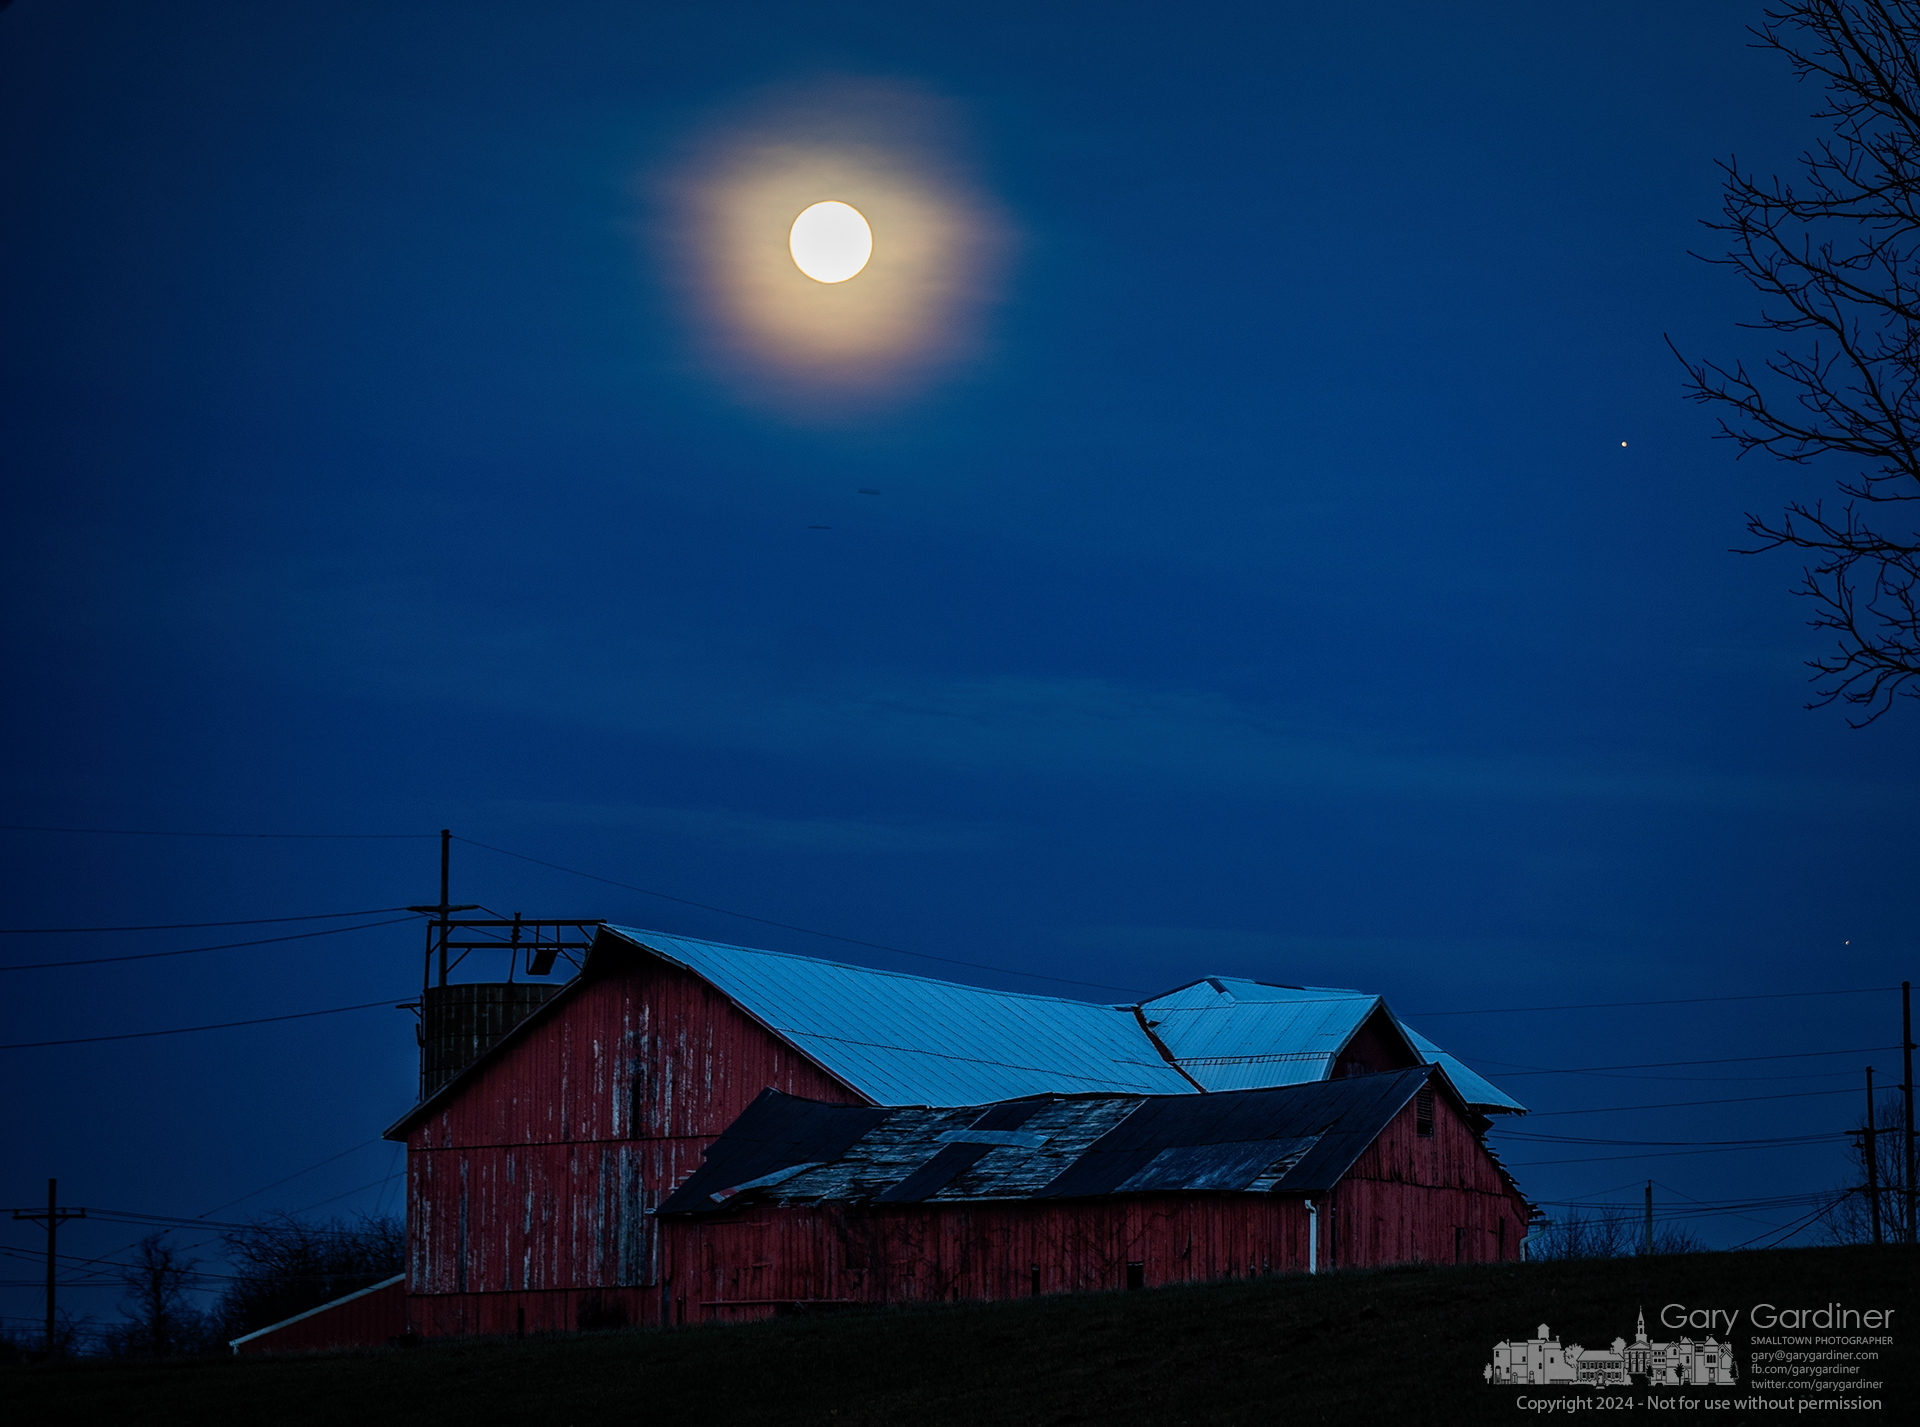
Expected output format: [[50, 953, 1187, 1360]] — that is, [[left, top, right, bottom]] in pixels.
[[7, 1245, 1915, 1426]]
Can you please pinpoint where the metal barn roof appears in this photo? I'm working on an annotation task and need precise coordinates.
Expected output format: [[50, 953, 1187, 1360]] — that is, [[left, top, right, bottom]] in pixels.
[[1395, 1022, 1525, 1113], [387, 927, 1524, 1131], [604, 927, 1197, 1103], [655, 1069, 1442, 1214], [1137, 977, 1380, 1091], [607, 930, 1523, 1113], [1137, 975, 1526, 1112]]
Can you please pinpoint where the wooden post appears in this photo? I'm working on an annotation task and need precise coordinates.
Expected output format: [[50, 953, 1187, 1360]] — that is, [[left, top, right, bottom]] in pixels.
[[437, 829, 451, 987], [1903, 982, 1915, 1245], [10, 1178, 85, 1356], [1866, 1067, 1882, 1246]]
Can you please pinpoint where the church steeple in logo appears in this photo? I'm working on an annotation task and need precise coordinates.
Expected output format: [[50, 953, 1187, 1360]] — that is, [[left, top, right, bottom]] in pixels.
[[1488, 1308, 1735, 1388]]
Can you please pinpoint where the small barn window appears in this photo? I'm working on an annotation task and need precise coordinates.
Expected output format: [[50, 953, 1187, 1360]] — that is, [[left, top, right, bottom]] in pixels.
[[1454, 1226, 1464, 1263], [1126, 1262, 1145, 1291], [1030, 1263, 1041, 1297], [1416, 1087, 1435, 1138]]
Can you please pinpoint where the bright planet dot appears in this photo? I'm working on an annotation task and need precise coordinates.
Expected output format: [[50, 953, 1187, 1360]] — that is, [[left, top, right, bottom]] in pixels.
[[789, 201, 873, 283]]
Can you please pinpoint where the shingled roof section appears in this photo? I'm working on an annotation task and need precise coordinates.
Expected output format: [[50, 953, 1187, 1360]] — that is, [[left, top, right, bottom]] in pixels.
[[655, 1066, 1453, 1215]]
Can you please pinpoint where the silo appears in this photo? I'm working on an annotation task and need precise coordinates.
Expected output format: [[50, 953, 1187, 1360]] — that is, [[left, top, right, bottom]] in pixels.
[[419, 982, 564, 1098]]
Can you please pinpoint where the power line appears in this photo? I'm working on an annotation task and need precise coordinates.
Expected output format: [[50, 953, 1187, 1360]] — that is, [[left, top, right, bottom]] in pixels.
[[1501, 1086, 1864, 1117], [1733, 1196, 1847, 1251], [10, 820, 1890, 1020], [1497, 1130, 1842, 1148], [79, 1207, 381, 1235], [281, 1171, 404, 1218], [0, 825, 434, 839], [1505, 1141, 1853, 1167], [445, 840, 1920, 1019], [194, 1138, 389, 1219], [1473, 1046, 1902, 1077], [1645, 1178, 1818, 1234], [15, 1159, 412, 1293], [0, 998, 406, 1050], [454, 835, 1148, 995], [0, 915, 421, 972], [1536, 1188, 1830, 1212], [0, 906, 416, 935], [1415, 986, 1898, 1016]]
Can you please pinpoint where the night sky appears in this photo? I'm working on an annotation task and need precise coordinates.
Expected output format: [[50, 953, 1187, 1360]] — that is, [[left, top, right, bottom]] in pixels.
[[3, 1, 1914, 1336]]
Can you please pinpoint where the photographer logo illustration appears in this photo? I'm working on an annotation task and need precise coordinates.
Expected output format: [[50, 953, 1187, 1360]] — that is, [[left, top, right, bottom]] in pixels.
[[1487, 1302, 1892, 1411]]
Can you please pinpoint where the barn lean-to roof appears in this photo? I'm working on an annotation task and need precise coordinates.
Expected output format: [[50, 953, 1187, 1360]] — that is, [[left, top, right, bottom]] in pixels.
[[385, 926, 1522, 1138], [655, 1066, 1497, 1215], [1137, 976, 1525, 1112]]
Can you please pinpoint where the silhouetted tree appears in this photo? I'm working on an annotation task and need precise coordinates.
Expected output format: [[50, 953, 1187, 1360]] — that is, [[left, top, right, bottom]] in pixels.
[[216, 1213, 403, 1341], [1529, 1207, 1703, 1259], [1677, 0, 1920, 723], [104, 1233, 218, 1358], [0, 1312, 92, 1362]]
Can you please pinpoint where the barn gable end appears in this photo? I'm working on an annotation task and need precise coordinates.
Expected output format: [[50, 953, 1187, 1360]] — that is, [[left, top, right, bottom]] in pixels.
[[395, 939, 866, 1336]]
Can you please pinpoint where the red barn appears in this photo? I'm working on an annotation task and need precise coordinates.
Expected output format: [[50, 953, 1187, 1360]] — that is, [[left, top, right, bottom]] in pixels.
[[382, 926, 1527, 1336], [653, 1068, 1530, 1321]]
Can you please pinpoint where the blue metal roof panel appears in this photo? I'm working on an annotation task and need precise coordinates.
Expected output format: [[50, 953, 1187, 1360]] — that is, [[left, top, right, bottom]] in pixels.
[[605, 926, 1194, 1105], [1396, 1022, 1527, 1113], [1140, 979, 1379, 1092], [599, 927, 1522, 1113], [1140, 978, 1522, 1111]]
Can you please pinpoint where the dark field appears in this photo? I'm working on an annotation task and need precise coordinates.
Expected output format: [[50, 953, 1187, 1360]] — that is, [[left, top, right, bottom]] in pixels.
[[7, 1246, 1914, 1427]]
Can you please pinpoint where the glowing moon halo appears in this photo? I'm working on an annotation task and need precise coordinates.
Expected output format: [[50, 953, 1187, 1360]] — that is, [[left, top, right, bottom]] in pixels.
[[789, 201, 873, 283]]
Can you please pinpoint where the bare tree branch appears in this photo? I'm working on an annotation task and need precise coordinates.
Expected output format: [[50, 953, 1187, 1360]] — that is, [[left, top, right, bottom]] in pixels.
[[1678, 0, 1920, 722]]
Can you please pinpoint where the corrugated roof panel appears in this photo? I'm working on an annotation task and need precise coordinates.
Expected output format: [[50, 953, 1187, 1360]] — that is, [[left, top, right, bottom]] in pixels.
[[600, 928, 1522, 1115], [606, 926, 1194, 1105], [1139, 979, 1523, 1111], [1140, 982, 1378, 1092], [1396, 1022, 1527, 1113]]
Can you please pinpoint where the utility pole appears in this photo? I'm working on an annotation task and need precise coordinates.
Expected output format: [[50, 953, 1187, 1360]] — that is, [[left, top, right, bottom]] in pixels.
[[1902, 982, 1915, 1245], [407, 828, 477, 995], [10, 1179, 85, 1356], [438, 828, 450, 987], [1865, 1067, 1882, 1247], [1644, 1181, 1653, 1257]]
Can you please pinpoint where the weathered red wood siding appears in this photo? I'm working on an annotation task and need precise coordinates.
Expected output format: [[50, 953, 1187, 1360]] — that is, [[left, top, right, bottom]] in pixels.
[[664, 1196, 1315, 1325], [659, 1088, 1531, 1324], [1330, 1086, 1530, 1268], [405, 951, 863, 1336]]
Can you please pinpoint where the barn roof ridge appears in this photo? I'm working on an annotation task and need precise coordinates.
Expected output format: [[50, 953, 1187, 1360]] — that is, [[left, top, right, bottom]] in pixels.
[[385, 925, 1524, 1140], [602, 923, 1149, 1009]]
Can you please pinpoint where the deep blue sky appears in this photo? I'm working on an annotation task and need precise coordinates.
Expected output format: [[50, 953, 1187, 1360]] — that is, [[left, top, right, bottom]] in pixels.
[[3, 1, 1914, 1333]]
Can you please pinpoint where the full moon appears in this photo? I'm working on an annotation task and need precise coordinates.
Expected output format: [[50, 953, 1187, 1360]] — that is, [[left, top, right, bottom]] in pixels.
[[789, 201, 873, 283]]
